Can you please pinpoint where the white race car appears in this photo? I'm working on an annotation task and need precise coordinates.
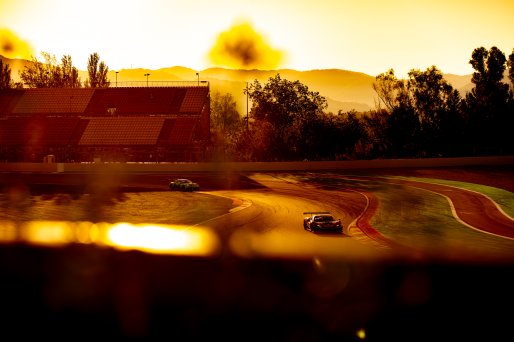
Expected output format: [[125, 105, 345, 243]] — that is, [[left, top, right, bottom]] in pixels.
[[303, 212, 343, 233]]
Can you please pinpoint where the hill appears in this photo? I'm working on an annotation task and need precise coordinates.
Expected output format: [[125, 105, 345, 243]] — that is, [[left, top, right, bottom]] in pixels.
[[98, 66, 476, 114], [1, 55, 474, 114]]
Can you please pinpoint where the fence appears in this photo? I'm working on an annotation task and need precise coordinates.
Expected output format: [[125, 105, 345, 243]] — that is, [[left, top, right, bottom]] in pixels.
[[109, 81, 209, 88], [1, 156, 514, 173]]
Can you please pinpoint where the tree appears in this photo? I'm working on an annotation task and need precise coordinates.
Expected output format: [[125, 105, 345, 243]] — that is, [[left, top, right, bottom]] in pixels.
[[85, 52, 109, 88], [373, 69, 402, 111], [232, 119, 274, 161], [300, 111, 365, 160], [507, 49, 514, 153], [246, 74, 327, 160], [371, 67, 464, 157], [209, 91, 244, 160], [360, 109, 390, 158], [372, 69, 420, 157], [463, 46, 510, 154], [508, 49, 514, 101], [509, 49, 514, 86], [407, 66, 463, 156], [60, 55, 81, 87], [19, 52, 81, 88], [337, 111, 366, 159], [0, 59, 12, 89], [211, 91, 241, 134], [19, 52, 53, 88]]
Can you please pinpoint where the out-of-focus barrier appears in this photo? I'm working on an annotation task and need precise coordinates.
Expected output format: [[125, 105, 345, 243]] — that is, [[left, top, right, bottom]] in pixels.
[[1, 156, 514, 173]]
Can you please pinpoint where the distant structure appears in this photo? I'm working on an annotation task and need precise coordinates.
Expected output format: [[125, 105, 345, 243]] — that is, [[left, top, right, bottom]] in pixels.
[[0, 83, 211, 162]]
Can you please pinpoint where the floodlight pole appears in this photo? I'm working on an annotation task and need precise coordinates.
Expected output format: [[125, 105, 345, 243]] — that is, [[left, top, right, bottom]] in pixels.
[[196, 72, 199, 86], [115, 71, 119, 87], [144, 73, 150, 87]]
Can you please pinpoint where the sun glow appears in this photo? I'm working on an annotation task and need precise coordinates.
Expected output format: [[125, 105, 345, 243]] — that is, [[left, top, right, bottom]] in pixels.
[[0, 220, 220, 256], [0, 27, 34, 60], [106, 223, 219, 255], [1, 0, 513, 76], [208, 20, 285, 70]]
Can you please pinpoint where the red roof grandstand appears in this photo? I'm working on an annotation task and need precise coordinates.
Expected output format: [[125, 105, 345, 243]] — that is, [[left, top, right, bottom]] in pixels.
[[0, 84, 210, 162], [11, 88, 95, 115]]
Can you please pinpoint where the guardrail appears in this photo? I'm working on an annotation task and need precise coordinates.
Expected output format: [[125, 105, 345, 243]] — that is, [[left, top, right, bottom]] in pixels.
[[1, 156, 514, 173], [109, 81, 209, 88]]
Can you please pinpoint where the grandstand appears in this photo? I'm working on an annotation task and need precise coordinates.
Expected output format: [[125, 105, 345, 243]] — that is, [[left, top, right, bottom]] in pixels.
[[0, 83, 211, 162]]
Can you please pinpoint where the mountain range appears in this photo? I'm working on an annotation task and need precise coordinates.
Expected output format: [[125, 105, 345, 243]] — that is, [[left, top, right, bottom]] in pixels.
[[1, 55, 474, 114]]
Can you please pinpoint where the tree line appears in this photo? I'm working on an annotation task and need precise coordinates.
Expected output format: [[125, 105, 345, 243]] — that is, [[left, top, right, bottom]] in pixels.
[[211, 46, 514, 161], [1, 46, 513, 161], [0, 51, 109, 89]]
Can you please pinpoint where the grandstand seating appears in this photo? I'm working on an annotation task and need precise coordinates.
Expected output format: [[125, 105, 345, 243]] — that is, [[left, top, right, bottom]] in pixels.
[[180, 87, 209, 113], [84, 88, 188, 116], [0, 89, 24, 118], [0, 84, 210, 162], [78, 117, 165, 145], [0, 117, 82, 146], [168, 118, 197, 145], [12, 88, 95, 115]]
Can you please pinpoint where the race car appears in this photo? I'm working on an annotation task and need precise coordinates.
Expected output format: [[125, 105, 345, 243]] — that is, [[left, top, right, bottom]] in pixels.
[[303, 212, 343, 233], [169, 178, 200, 192]]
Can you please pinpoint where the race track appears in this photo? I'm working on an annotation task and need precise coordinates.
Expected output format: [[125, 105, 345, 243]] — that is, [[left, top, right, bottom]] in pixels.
[[2, 168, 514, 340], [177, 174, 382, 260], [196, 172, 514, 262], [1, 169, 514, 262]]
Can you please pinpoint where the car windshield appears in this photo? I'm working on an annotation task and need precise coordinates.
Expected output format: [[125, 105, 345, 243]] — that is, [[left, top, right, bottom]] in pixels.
[[315, 215, 334, 221]]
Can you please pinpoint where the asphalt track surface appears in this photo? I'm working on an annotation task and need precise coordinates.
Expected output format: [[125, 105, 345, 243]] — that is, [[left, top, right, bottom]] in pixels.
[[208, 172, 514, 262], [1, 168, 514, 261]]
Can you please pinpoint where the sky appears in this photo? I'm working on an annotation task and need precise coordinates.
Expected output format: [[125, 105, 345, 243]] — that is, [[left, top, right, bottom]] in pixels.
[[1, 0, 513, 77]]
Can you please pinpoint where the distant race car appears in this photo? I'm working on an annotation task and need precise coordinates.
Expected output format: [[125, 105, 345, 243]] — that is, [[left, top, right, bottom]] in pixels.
[[303, 212, 343, 233], [169, 178, 200, 192]]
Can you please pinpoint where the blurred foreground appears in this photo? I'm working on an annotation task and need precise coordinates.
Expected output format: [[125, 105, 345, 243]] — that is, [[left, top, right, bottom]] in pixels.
[[0, 167, 513, 341], [0, 222, 513, 341]]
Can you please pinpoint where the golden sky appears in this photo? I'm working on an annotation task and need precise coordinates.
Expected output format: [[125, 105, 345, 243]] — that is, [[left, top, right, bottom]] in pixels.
[[1, 0, 513, 77]]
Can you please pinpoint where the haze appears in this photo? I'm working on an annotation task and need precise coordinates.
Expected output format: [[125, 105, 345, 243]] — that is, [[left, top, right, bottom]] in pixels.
[[1, 0, 513, 77]]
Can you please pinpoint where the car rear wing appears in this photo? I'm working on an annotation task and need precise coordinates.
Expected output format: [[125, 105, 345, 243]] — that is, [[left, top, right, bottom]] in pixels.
[[303, 211, 331, 215]]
